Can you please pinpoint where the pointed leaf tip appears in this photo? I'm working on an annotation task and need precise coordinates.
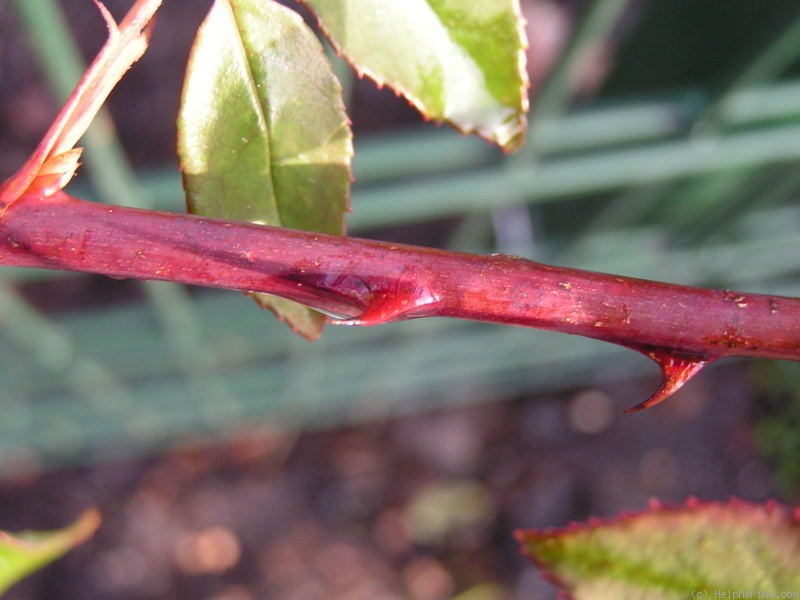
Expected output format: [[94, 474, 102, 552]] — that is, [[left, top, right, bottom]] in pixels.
[[0, 509, 101, 594], [303, 0, 529, 151], [625, 351, 714, 413], [178, 0, 352, 340]]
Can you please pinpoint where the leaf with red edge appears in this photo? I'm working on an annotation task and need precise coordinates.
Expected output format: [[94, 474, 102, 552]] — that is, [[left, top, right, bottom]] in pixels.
[[516, 498, 800, 600], [303, 0, 529, 151], [0, 0, 161, 208], [178, 0, 352, 340]]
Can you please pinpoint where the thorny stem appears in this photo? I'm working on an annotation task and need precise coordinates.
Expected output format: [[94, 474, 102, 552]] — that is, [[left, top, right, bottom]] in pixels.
[[4, 2, 793, 414], [0, 0, 161, 207], [2, 191, 800, 410]]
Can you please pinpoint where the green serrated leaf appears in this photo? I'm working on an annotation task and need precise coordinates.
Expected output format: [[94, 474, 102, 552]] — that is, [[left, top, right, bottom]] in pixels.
[[0, 510, 101, 595], [303, 0, 528, 151], [517, 499, 800, 600], [178, 0, 352, 340]]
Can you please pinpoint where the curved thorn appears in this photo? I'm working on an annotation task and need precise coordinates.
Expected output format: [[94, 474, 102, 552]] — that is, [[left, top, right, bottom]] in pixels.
[[332, 284, 440, 327], [331, 293, 412, 326], [625, 351, 715, 413]]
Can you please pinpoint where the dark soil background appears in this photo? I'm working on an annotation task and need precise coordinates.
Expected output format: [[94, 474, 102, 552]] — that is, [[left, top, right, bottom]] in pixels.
[[0, 1, 795, 599], [0, 365, 780, 600]]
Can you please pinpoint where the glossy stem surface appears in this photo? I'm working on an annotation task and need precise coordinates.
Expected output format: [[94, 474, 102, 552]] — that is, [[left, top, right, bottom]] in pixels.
[[2, 192, 799, 368]]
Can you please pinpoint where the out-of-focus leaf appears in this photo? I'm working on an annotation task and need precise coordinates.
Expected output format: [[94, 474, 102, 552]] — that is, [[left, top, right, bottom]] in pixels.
[[406, 480, 493, 545], [303, 0, 529, 151], [178, 0, 352, 340], [516, 498, 800, 600], [0, 509, 101, 595]]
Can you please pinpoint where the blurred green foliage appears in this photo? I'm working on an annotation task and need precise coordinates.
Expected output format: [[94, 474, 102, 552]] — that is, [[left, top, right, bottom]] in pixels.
[[752, 361, 800, 500]]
